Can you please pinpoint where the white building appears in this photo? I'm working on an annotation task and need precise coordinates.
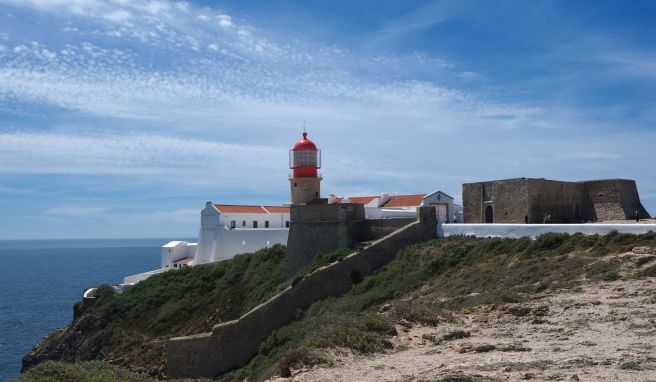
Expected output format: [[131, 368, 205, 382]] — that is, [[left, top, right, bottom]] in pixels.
[[162, 202, 291, 268], [330, 190, 463, 223]]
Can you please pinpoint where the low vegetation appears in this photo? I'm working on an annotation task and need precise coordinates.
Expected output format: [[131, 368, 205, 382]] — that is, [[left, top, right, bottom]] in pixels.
[[23, 245, 288, 373], [223, 231, 656, 380], [23, 231, 656, 381], [16, 361, 156, 382]]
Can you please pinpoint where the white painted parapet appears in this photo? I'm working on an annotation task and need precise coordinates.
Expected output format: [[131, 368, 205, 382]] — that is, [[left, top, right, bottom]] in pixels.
[[438, 223, 656, 239], [123, 268, 169, 284]]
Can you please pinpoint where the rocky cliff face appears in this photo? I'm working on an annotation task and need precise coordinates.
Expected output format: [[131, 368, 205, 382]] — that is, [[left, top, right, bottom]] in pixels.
[[21, 245, 288, 379], [22, 299, 156, 375]]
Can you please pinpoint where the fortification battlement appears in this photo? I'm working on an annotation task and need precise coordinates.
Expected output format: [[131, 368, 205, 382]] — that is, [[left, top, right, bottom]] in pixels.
[[463, 178, 650, 224]]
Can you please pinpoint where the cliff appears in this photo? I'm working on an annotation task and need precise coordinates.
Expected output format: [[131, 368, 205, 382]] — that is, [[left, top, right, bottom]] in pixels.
[[21, 245, 289, 378]]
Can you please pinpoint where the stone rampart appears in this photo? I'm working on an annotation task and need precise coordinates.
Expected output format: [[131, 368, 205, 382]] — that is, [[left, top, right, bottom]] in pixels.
[[584, 180, 650, 221], [463, 178, 650, 224], [166, 207, 436, 379], [361, 218, 416, 241], [285, 203, 365, 277]]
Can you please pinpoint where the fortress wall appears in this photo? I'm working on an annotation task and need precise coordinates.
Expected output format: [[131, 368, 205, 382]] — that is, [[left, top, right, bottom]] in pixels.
[[527, 179, 585, 223], [462, 182, 483, 223], [463, 179, 529, 223], [361, 218, 416, 241], [439, 223, 655, 239], [167, 207, 436, 379], [583, 180, 651, 221], [285, 203, 365, 277]]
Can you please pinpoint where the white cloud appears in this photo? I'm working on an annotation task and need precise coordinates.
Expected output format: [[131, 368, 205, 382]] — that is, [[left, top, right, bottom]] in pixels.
[[0, 131, 285, 189], [217, 14, 233, 29], [46, 205, 110, 218], [104, 9, 132, 23]]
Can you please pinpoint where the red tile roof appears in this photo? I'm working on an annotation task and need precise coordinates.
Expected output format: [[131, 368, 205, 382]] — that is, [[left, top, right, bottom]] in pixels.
[[214, 205, 265, 214], [346, 196, 377, 204], [315, 194, 426, 207], [381, 194, 426, 207], [213, 204, 290, 214], [263, 206, 291, 213]]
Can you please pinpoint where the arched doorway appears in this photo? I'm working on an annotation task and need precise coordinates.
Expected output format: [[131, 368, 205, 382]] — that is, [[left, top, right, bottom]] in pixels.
[[485, 205, 494, 223]]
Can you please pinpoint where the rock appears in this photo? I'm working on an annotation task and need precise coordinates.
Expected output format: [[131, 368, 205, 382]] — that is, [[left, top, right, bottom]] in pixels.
[[474, 344, 496, 353], [498, 343, 532, 352], [636, 255, 656, 267], [505, 305, 532, 317], [503, 366, 512, 372], [442, 330, 471, 341], [570, 375, 580, 381], [632, 247, 654, 255], [522, 372, 534, 380]]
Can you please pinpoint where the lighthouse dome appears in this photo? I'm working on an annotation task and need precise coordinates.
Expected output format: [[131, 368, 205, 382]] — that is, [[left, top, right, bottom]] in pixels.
[[292, 132, 317, 150]]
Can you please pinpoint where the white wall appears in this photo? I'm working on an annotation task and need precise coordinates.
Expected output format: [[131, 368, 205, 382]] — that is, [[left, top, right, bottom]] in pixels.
[[439, 223, 656, 239], [124, 267, 169, 284], [213, 227, 288, 261], [161, 241, 196, 268]]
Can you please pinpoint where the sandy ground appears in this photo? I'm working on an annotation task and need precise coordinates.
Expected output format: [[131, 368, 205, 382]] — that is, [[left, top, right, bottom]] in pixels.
[[272, 276, 656, 382]]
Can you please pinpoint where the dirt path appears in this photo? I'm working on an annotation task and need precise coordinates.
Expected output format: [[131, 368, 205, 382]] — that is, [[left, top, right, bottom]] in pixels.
[[272, 278, 656, 382]]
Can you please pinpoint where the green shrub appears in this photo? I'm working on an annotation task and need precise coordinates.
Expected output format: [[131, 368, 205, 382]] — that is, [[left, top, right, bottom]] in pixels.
[[619, 361, 641, 370], [295, 248, 353, 278], [275, 347, 329, 377], [17, 361, 155, 382]]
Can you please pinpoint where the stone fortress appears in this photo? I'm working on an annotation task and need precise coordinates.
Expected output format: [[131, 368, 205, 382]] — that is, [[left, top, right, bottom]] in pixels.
[[463, 178, 651, 224]]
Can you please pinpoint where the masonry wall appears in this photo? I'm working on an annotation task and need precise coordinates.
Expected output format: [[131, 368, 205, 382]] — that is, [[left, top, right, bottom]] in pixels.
[[464, 178, 651, 224], [584, 180, 651, 221], [360, 218, 416, 241], [285, 203, 365, 277], [167, 207, 436, 379], [463, 179, 529, 223], [527, 179, 586, 223]]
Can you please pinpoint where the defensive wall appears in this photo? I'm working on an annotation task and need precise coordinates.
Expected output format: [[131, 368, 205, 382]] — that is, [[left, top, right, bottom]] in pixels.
[[439, 223, 655, 239], [464, 178, 650, 224], [167, 207, 436, 379], [284, 203, 365, 276]]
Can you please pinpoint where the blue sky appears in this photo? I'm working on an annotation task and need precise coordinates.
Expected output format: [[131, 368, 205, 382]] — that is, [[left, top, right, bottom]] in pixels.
[[0, 0, 654, 239]]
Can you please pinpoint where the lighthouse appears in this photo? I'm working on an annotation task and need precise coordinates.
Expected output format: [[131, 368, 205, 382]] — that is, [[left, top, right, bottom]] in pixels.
[[289, 132, 322, 204]]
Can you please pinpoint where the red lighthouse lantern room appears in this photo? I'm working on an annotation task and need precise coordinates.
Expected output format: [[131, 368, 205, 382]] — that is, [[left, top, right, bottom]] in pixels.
[[289, 132, 321, 177], [289, 132, 322, 204]]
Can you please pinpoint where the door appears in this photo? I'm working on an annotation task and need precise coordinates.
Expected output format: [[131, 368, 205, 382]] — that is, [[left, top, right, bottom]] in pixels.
[[485, 205, 493, 223]]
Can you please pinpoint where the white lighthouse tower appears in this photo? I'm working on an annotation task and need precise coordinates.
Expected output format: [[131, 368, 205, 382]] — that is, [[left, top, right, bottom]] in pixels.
[[289, 132, 322, 204]]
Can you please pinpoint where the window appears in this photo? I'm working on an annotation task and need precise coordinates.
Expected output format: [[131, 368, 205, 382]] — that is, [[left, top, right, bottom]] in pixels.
[[265, 220, 270, 228], [242, 220, 246, 227], [285, 221, 290, 228], [294, 182, 297, 187], [253, 220, 258, 228], [315, 192, 318, 197], [230, 220, 236, 229]]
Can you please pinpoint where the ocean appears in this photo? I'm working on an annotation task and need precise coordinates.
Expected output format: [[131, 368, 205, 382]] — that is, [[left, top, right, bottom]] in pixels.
[[0, 238, 191, 382]]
